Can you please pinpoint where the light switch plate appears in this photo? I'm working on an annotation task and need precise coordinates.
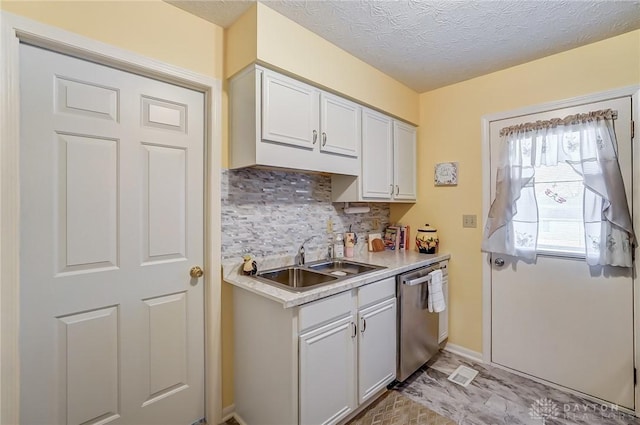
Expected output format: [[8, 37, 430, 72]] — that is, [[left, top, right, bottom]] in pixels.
[[463, 214, 477, 228]]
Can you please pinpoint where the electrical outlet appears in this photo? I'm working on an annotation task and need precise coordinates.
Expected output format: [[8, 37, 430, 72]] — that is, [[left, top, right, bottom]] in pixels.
[[372, 219, 380, 230], [327, 219, 333, 233], [462, 214, 477, 228]]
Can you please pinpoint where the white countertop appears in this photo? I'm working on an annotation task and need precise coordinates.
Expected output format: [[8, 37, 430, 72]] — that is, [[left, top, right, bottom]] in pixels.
[[223, 250, 451, 308]]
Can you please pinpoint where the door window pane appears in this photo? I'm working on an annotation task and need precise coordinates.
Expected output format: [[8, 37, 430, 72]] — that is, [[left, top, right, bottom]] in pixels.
[[534, 162, 585, 256]]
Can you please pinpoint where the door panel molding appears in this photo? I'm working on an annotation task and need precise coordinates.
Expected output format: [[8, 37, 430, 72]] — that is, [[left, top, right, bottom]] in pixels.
[[481, 85, 640, 413], [0, 11, 222, 424]]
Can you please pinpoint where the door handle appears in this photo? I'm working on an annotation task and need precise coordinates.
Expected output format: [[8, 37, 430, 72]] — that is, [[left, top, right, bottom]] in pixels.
[[396, 185, 400, 195], [351, 322, 357, 338], [312, 130, 318, 144], [322, 132, 327, 146], [360, 318, 366, 333], [190, 266, 204, 278], [494, 258, 505, 267]]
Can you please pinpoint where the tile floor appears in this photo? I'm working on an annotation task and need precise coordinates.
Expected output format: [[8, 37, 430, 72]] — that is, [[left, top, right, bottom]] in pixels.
[[396, 350, 640, 425], [225, 350, 640, 425], [347, 390, 454, 425]]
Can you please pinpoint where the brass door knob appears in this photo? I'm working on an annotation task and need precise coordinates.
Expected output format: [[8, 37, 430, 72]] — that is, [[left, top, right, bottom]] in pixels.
[[190, 266, 204, 278]]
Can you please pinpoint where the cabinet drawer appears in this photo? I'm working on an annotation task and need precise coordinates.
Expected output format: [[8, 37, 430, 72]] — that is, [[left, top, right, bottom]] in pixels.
[[358, 277, 395, 308], [299, 290, 352, 332]]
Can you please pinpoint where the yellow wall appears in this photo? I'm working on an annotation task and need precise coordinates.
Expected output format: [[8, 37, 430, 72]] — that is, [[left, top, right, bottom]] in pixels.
[[1, 0, 224, 80], [224, 4, 257, 79], [224, 3, 420, 125], [391, 29, 640, 353]]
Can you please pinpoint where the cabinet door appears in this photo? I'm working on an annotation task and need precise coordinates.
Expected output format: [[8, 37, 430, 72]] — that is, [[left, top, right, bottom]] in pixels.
[[300, 316, 357, 425], [438, 278, 449, 343], [357, 298, 397, 403], [361, 109, 393, 199], [262, 70, 319, 149], [320, 92, 360, 157], [393, 121, 417, 200]]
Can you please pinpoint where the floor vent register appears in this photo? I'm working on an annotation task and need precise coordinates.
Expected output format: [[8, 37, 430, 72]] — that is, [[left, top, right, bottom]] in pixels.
[[447, 365, 479, 387]]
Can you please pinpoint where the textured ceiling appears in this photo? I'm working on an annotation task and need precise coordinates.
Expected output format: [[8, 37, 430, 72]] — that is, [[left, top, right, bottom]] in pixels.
[[168, 0, 640, 92]]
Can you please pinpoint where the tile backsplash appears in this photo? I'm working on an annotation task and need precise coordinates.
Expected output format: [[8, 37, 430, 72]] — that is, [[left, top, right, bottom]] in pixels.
[[221, 168, 390, 261]]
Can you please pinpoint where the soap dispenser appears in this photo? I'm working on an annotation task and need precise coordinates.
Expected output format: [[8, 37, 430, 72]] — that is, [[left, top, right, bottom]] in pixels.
[[333, 233, 344, 259]]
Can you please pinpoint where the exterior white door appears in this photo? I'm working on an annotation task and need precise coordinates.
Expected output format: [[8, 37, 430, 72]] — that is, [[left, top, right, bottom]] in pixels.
[[19, 44, 205, 424], [489, 97, 634, 408]]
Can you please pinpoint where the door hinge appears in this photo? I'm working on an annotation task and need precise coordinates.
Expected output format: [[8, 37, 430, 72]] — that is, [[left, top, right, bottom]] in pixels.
[[634, 368, 637, 386], [632, 120, 635, 140]]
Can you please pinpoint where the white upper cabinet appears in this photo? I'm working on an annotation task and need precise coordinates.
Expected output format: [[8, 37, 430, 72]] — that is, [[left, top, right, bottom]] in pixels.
[[262, 70, 319, 149], [361, 109, 394, 199], [393, 121, 417, 200], [320, 92, 361, 157], [229, 66, 359, 175], [332, 108, 417, 203]]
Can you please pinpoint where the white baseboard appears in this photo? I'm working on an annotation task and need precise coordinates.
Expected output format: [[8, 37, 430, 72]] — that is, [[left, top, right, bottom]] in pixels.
[[442, 343, 483, 363], [220, 404, 235, 424], [232, 413, 248, 425]]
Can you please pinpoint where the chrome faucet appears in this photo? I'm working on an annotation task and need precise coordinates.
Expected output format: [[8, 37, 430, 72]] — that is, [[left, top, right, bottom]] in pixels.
[[297, 236, 316, 266]]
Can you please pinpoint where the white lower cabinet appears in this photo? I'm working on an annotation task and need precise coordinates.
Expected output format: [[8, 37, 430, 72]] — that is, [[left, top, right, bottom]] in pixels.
[[357, 298, 397, 403], [233, 277, 396, 425], [299, 316, 357, 425]]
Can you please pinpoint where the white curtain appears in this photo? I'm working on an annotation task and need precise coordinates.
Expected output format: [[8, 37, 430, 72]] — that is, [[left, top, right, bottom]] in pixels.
[[482, 109, 635, 267]]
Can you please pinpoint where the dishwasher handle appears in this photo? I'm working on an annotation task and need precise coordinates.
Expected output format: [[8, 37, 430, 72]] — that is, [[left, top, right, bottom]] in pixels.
[[403, 274, 432, 286]]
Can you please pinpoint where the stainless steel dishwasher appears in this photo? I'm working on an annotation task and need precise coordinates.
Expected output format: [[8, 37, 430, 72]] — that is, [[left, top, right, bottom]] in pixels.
[[396, 262, 447, 382]]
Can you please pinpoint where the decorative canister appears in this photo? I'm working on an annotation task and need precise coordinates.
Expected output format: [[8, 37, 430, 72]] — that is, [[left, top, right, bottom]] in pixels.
[[416, 224, 439, 254]]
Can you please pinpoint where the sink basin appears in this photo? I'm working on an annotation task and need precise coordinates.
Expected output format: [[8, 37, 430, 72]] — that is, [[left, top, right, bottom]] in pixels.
[[256, 266, 339, 292], [305, 259, 384, 276]]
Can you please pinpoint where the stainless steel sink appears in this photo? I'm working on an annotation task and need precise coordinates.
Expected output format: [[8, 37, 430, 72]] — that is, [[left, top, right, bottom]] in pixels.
[[254, 260, 386, 293], [305, 259, 384, 277], [255, 266, 339, 292]]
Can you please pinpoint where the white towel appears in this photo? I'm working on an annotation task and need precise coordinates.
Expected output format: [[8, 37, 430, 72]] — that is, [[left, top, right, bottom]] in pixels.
[[428, 269, 446, 313]]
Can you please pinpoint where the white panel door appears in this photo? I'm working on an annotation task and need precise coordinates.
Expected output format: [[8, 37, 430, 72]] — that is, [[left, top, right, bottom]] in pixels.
[[261, 69, 319, 149], [393, 121, 417, 201], [19, 44, 205, 424], [361, 108, 393, 199], [489, 97, 634, 408], [357, 299, 396, 404], [299, 317, 356, 425], [320, 92, 360, 157]]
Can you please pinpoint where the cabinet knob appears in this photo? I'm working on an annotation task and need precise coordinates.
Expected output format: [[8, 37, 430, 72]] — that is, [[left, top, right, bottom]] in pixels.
[[312, 130, 318, 144], [322, 132, 327, 146]]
